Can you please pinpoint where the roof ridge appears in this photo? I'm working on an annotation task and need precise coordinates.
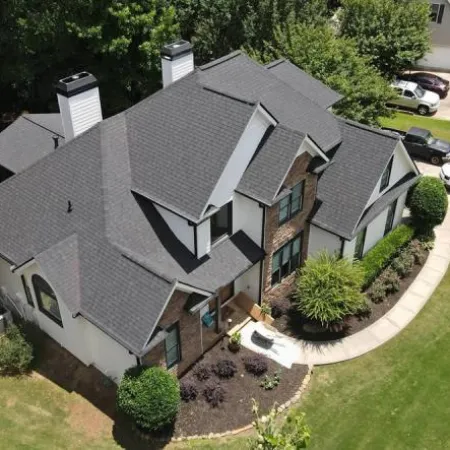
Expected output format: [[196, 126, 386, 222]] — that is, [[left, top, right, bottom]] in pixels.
[[341, 117, 399, 141], [22, 114, 64, 138], [199, 50, 243, 70], [201, 85, 257, 106], [264, 59, 286, 69], [275, 123, 306, 138]]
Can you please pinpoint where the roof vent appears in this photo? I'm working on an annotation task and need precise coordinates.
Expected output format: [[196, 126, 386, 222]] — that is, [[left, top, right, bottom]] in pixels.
[[52, 136, 60, 149], [160, 40, 194, 88]]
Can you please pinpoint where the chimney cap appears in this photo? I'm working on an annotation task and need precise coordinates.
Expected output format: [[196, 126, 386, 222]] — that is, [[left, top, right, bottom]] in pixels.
[[56, 72, 98, 98], [161, 40, 192, 61]]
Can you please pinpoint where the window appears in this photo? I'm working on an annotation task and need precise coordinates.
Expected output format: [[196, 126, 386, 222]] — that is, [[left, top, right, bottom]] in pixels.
[[165, 323, 181, 369], [380, 157, 393, 192], [354, 228, 367, 260], [271, 234, 302, 285], [31, 275, 62, 326], [384, 199, 397, 236], [278, 181, 305, 225], [404, 90, 415, 98], [430, 3, 445, 23], [210, 202, 232, 244], [21, 275, 34, 307]]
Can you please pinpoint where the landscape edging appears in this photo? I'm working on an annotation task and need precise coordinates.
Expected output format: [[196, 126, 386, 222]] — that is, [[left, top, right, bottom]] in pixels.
[[170, 364, 314, 443]]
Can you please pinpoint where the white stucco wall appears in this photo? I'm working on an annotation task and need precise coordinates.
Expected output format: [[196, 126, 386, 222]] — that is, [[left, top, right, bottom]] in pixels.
[[394, 192, 407, 227], [342, 237, 357, 260], [234, 262, 261, 302], [232, 192, 263, 245], [308, 225, 341, 257], [196, 219, 211, 258], [0, 259, 136, 381], [367, 142, 416, 207], [363, 208, 389, 254], [155, 203, 195, 253], [206, 107, 272, 212]]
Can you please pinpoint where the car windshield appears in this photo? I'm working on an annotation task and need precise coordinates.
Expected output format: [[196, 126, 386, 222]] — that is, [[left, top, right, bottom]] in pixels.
[[414, 85, 426, 98], [426, 133, 435, 144]]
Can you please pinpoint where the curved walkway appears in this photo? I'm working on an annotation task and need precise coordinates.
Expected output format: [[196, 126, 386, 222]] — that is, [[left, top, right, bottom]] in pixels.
[[294, 212, 450, 366]]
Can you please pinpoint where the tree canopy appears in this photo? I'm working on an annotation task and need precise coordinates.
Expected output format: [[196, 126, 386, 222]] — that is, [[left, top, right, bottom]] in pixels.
[[339, 0, 430, 78]]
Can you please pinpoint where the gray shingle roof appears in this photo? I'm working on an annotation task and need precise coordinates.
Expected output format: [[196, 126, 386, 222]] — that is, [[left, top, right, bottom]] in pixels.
[[237, 125, 306, 204], [0, 114, 64, 173], [311, 119, 406, 239], [127, 73, 257, 221], [265, 59, 343, 109], [198, 52, 342, 153]]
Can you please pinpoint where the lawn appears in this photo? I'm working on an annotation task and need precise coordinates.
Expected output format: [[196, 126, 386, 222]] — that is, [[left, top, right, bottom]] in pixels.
[[381, 112, 450, 141], [287, 266, 450, 450]]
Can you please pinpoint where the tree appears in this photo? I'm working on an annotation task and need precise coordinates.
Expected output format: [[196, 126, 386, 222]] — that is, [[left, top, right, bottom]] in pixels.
[[248, 22, 394, 126], [0, 0, 179, 116], [295, 251, 367, 326], [174, 0, 330, 64], [339, 0, 430, 78]]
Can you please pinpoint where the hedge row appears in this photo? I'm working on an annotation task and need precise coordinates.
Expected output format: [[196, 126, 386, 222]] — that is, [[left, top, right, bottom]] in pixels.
[[361, 224, 415, 286]]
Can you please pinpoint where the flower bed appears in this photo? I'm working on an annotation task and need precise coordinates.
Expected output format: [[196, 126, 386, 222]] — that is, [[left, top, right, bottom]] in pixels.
[[172, 343, 308, 437], [273, 238, 430, 341]]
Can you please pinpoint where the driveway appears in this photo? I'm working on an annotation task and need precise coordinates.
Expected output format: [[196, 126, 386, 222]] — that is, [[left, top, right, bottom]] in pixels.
[[431, 72, 450, 120], [414, 159, 441, 177]]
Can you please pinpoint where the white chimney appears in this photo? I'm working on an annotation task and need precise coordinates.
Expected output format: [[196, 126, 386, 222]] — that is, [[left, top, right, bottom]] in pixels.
[[161, 40, 194, 88], [56, 72, 103, 141]]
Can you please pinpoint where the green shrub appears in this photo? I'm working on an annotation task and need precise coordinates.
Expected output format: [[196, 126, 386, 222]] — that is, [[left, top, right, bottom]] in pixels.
[[117, 366, 180, 432], [366, 278, 387, 303], [391, 249, 415, 277], [361, 224, 414, 286], [379, 268, 401, 293], [408, 176, 448, 233], [295, 251, 367, 326], [0, 324, 33, 375]]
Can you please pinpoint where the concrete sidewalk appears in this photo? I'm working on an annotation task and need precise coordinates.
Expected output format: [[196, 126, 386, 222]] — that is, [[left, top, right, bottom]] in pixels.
[[293, 212, 450, 366]]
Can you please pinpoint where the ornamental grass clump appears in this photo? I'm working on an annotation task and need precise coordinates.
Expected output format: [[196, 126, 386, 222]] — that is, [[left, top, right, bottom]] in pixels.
[[295, 251, 367, 327]]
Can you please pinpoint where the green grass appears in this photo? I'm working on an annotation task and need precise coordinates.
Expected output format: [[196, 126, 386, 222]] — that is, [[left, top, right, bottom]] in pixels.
[[289, 267, 450, 450], [0, 375, 120, 449], [381, 112, 450, 141]]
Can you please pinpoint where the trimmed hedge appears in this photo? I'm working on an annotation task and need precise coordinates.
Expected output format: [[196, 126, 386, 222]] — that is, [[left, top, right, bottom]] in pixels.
[[407, 176, 448, 233], [117, 366, 180, 432], [361, 224, 414, 286]]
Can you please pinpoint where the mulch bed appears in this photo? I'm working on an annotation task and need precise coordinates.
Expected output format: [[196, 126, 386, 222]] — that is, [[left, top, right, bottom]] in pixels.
[[173, 344, 309, 437], [272, 253, 429, 342]]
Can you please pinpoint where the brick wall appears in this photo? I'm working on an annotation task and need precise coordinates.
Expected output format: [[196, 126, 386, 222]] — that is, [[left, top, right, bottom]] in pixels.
[[142, 290, 205, 375], [262, 152, 317, 304]]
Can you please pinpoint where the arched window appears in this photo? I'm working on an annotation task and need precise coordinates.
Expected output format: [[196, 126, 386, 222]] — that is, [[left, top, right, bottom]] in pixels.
[[31, 275, 62, 327]]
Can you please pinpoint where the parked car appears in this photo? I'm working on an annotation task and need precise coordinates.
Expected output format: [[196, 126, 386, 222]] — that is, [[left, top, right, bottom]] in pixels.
[[440, 163, 450, 188], [388, 80, 440, 115], [399, 72, 449, 99], [381, 126, 450, 165]]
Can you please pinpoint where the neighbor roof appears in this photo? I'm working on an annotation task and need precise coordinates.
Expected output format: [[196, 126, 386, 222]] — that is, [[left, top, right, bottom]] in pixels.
[[265, 59, 343, 109], [0, 114, 64, 173], [311, 119, 410, 240]]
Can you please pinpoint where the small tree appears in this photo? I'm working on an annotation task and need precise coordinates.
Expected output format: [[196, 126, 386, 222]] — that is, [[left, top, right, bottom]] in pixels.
[[407, 176, 448, 233], [249, 399, 310, 449], [117, 366, 180, 432], [339, 0, 430, 78], [295, 251, 367, 326]]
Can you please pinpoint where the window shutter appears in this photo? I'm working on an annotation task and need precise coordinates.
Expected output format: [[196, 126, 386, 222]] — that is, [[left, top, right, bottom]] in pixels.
[[438, 4, 445, 23]]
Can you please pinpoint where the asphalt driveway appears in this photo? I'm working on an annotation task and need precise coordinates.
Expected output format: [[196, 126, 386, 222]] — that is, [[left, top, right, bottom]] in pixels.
[[433, 72, 450, 120]]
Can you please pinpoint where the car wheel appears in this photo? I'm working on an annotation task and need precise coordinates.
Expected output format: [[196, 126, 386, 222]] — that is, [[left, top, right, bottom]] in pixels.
[[431, 155, 442, 165], [418, 105, 429, 115]]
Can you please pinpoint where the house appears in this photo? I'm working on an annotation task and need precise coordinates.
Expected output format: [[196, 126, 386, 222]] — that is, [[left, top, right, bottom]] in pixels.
[[0, 41, 420, 381], [418, 0, 450, 71]]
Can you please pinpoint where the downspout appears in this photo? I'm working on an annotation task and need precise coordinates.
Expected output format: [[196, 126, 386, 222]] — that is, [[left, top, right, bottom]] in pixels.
[[258, 203, 266, 305], [199, 312, 204, 354]]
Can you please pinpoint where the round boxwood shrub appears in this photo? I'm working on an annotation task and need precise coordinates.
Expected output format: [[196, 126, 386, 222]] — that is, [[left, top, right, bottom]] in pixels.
[[117, 366, 180, 432], [407, 176, 448, 233], [0, 324, 33, 375]]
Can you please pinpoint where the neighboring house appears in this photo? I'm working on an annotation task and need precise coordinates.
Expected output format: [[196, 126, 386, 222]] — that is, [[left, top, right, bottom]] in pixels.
[[418, 0, 450, 71], [0, 41, 420, 381]]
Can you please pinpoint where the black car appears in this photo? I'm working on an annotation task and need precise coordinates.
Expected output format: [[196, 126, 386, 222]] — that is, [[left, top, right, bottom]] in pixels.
[[399, 72, 449, 98], [402, 127, 450, 165]]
